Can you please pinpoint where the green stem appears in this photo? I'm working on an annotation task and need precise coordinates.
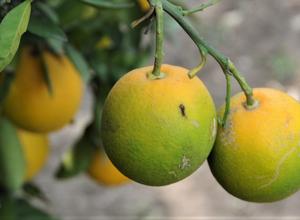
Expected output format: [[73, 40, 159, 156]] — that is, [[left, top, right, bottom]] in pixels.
[[222, 73, 231, 127], [148, 0, 165, 79], [188, 46, 207, 78], [162, 0, 256, 107], [183, 0, 221, 16]]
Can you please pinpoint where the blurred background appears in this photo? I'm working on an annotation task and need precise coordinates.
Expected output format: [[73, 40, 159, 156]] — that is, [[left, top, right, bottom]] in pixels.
[[10, 0, 300, 219]]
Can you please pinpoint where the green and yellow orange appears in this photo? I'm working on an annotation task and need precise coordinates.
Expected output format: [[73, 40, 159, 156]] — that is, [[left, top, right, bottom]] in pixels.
[[209, 88, 300, 202], [101, 65, 217, 186]]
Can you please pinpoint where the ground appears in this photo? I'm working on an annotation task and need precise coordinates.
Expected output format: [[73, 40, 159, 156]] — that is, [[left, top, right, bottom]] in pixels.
[[35, 0, 300, 219]]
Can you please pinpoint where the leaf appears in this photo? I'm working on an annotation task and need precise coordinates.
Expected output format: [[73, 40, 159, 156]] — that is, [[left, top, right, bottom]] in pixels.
[[80, 0, 134, 9], [28, 16, 67, 42], [16, 199, 59, 220], [0, 117, 25, 192], [35, 2, 59, 24], [0, 72, 14, 104], [0, 0, 32, 72], [65, 44, 91, 82], [46, 38, 65, 55], [56, 0, 85, 28], [40, 54, 53, 96], [22, 183, 49, 203], [55, 133, 95, 179], [0, 193, 16, 220]]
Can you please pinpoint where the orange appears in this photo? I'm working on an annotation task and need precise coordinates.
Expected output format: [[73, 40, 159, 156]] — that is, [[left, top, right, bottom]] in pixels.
[[137, 0, 150, 12], [101, 65, 217, 186], [208, 88, 300, 202], [88, 149, 129, 186], [3, 47, 83, 132], [18, 129, 49, 181]]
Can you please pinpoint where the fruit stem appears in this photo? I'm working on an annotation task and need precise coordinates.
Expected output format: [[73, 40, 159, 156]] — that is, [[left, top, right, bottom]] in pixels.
[[148, 0, 165, 79], [182, 0, 221, 16], [222, 73, 231, 127], [162, 0, 256, 107]]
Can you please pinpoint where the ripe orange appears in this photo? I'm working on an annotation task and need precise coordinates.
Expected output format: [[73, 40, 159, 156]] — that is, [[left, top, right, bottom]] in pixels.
[[101, 64, 217, 186], [208, 88, 300, 202], [3, 47, 83, 132], [137, 0, 150, 12], [88, 149, 129, 186], [18, 129, 49, 181]]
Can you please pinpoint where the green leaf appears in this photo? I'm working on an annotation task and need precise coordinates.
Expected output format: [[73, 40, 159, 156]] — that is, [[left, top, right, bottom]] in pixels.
[[40, 55, 53, 96], [0, 117, 26, 192], [0, 72, 14, 104], [55, 133, 95, 179], [46, 38, 65, 55], [80, 0, 134, 9], [22, 183, 49, 203], [65, 44, 91, 82], [16, 199, 59, 220], [56, 0, 85, 28], [35, 2, 59, 24], [0, 0, 32, 72], [28, 16, 67, 42], [0, 192, 16, 220]]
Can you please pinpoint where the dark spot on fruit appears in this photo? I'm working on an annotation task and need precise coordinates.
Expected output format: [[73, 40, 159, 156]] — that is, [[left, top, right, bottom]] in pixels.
[[30, 47, 40, 57], [69, 118, 75, 124], [179, 104, 187, 118]]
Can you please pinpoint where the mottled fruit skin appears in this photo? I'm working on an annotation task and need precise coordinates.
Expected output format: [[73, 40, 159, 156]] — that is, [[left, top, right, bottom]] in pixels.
[[208, 88, 300, 202], [101, 65, 217, 186], [88, 150, 129, 186], [18, 129, 49, 181], [3, 47, 83, 132]]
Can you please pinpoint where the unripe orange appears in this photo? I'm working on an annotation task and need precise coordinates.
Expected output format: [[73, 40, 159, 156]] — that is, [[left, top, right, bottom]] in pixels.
[[101, 65, 217, 186]]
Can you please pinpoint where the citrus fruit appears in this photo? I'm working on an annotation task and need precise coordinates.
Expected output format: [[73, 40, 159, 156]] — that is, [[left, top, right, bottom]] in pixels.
[[3, 47, 83, 132], [96, 36, 113, 49], [101, 64, 217, 186], [208, 88, 300, 202], [18, 129, 49, 181], [88, 149, 129, 186], [137, 0, 150, 12]]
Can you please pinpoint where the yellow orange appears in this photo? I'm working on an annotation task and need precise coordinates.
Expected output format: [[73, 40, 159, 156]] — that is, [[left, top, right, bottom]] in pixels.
[[3, 47, 83, 132], [209, 88, 300, 202], [88, 150, 129, 186], [137, 0, 150, 12], [18, 129, 49, 181]]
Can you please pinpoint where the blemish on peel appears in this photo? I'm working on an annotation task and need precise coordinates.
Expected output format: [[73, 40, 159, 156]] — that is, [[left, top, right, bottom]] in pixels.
[[179, 155, 190, 170], [258, 147, 296, 189], [168, 171, 177, 177], [179, 104, 187, 118], [191, 120, 200, 128], [220, 117, 236, 147], [284, 116, 292, 128]]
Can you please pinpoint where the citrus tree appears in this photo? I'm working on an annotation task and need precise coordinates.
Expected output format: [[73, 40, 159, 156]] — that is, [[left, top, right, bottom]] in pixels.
[[1, 0, 300, 219], [0, 0, 151, 219]]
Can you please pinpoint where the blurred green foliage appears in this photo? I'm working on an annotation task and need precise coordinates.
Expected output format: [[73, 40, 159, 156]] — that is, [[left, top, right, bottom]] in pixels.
[[0, 0, 152, 219], [270, 52, 296, 82]]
